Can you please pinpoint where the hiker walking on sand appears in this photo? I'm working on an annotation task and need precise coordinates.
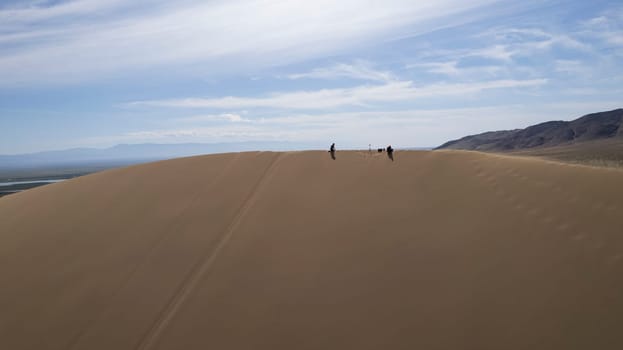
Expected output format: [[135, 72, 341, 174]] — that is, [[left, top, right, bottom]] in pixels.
[[329, 143, 336, 160], [387, 145, 394, 161]]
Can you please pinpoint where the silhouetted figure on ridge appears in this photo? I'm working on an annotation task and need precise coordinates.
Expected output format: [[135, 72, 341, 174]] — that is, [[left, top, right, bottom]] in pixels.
[[387, 145, 394, 161], [329, 143, 336, 160]]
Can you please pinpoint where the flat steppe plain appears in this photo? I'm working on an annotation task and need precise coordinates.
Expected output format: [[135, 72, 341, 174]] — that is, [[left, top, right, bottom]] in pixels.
[[1, 150, 622, 350]]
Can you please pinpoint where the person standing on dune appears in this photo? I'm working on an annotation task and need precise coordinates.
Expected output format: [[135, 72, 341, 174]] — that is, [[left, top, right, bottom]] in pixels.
[[387, 145, 394, 161], [329, 143, 336, 160]]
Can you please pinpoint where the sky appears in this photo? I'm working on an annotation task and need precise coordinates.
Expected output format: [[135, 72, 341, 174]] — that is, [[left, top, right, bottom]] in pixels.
[[0, 0, 622, 154]]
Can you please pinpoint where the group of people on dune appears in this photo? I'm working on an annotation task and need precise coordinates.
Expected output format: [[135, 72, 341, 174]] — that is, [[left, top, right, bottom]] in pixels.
[[329, 143, 394, 161]]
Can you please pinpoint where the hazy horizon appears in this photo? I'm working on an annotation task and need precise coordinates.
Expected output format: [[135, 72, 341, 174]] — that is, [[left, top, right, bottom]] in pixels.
[[1, 0, 622, 154]]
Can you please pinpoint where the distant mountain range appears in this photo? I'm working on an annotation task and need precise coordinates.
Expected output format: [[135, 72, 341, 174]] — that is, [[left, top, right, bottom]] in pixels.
[[436, 108, 623, 151], [0, 142, 313, 170]]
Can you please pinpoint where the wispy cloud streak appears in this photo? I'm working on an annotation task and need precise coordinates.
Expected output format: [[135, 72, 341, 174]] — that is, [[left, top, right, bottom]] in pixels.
[[287, 61, 396, 82], [129, 79, 547, 110], [0, 0, 502, 85]]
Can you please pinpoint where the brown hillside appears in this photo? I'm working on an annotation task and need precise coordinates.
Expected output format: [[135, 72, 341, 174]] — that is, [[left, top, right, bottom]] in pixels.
[[1, 151, 623, 349], [437, 108, 623, 151]]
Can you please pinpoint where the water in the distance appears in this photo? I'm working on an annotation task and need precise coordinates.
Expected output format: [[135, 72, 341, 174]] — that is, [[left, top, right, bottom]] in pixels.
[[0, 179, 67, 186]]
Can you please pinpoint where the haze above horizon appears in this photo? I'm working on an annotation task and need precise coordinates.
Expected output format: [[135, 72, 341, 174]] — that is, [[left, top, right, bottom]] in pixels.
[[1, 0, 622, 154]]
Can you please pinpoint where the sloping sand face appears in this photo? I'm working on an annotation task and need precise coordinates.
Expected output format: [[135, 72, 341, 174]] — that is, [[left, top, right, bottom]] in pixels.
[[1, 150, 622, 350]]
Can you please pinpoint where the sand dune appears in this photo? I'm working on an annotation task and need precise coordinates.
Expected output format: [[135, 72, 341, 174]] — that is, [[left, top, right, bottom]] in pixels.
[[1, 150, 623, 349]]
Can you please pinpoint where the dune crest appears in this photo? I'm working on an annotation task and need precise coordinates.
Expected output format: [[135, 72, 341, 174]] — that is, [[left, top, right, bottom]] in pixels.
[[1, 150, 623, 350]]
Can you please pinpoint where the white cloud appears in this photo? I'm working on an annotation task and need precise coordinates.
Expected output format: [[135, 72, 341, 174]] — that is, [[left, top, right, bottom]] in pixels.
[[468, 44, 516, 61], [479, 28, 590, 52], [580, 11, 623, 49], [129, 79, 547, 110], [0, 0, 503, 85], [408, 26, 591, 72], [407, 60, 507, 78], [107, 125, 300, 143], [85, 101, 623, 149], [175, 113, 250, 123], [554, 59, 586, 75], [410, 61, 461, 75], [80, 107, 499, 147], [0, 0, 129, 24], [287, 60, 396, 82], [404, 23, 599, 82]]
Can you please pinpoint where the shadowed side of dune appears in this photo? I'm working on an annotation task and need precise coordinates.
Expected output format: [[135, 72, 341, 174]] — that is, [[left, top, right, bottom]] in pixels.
[[1, 150, 623, 350]]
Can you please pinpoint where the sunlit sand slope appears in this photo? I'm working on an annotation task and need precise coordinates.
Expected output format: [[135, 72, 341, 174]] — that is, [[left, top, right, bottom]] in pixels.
[[1, 150, 622, 350]]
